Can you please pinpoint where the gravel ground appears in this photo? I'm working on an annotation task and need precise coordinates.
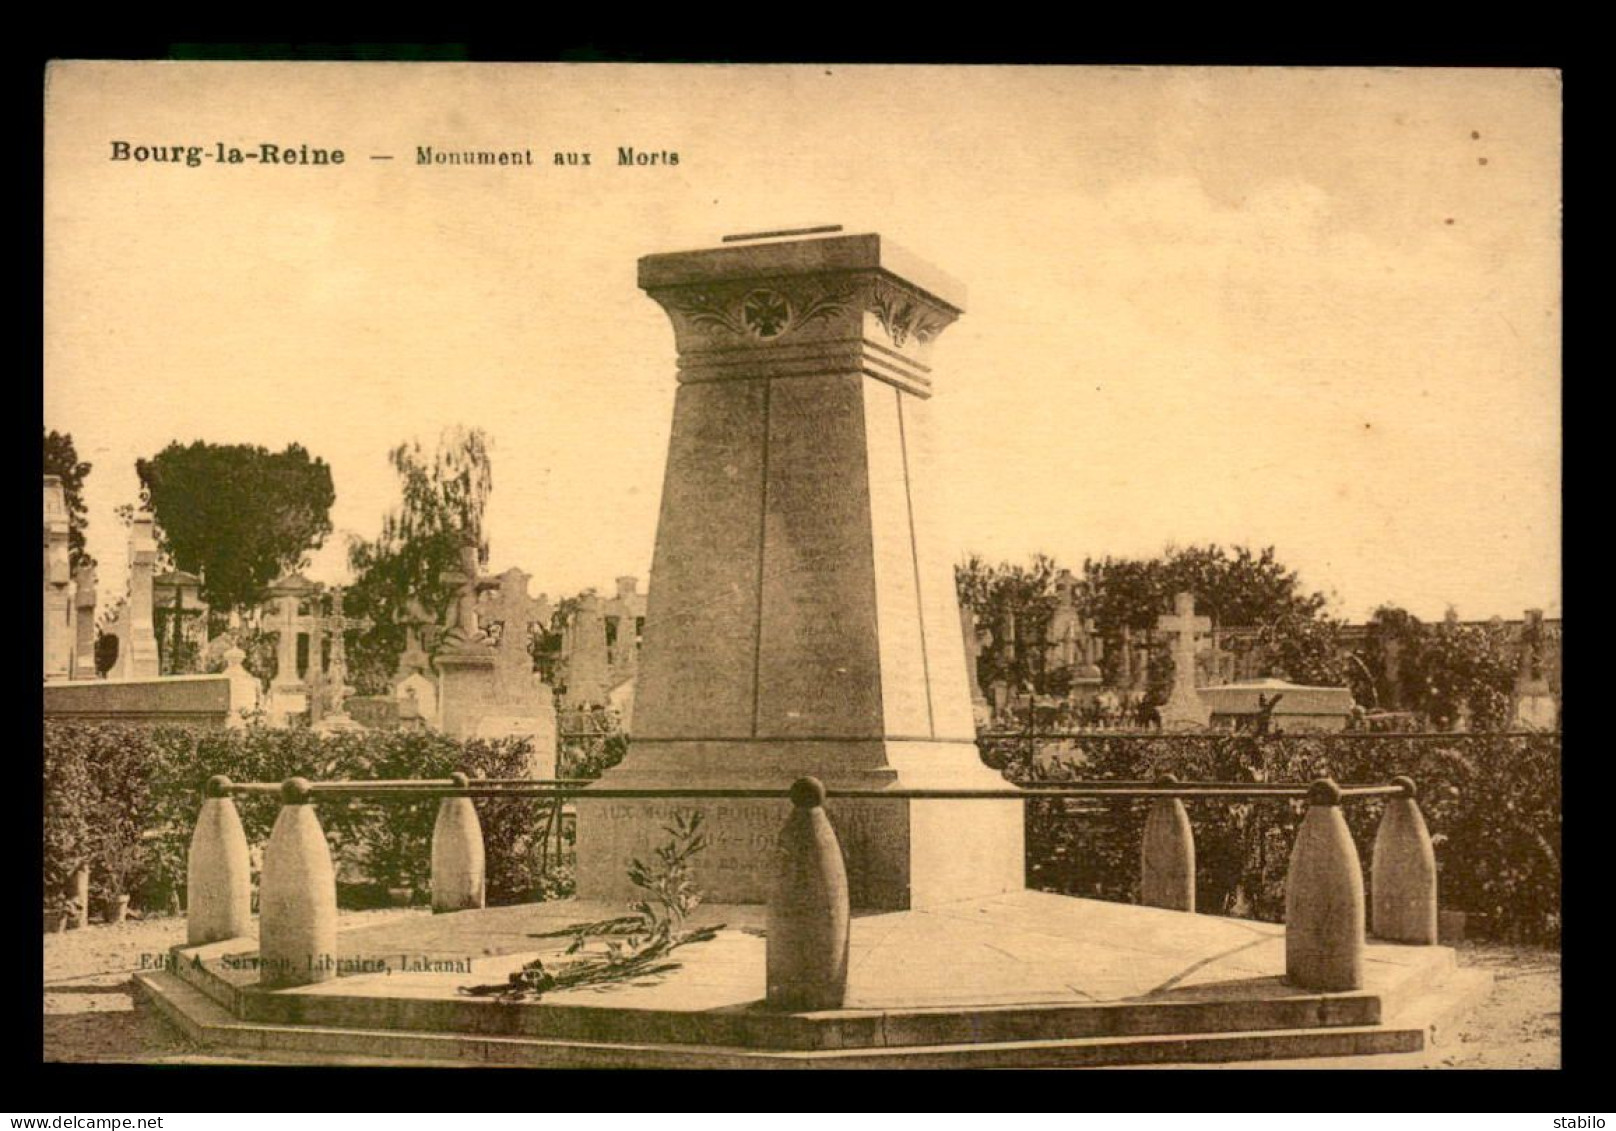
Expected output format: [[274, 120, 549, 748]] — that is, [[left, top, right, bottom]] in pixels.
[[43, 909, 428, 1064], [42, 915, 1560, 1067], [1431, 940, 1561, 1069]]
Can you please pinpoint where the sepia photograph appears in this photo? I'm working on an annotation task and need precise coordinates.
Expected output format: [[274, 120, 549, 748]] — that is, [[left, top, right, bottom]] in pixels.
[[41, 61, 1561, 1071]]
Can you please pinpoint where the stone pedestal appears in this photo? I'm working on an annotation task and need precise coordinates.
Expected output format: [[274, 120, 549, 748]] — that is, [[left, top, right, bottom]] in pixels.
[[565, 594, 612, 709], [73, 566, 97, 679], [575, 230, 1023, 910], [43, 477, 74, 682], [435, 646, 498, 741], [120, 514, 161, 680]]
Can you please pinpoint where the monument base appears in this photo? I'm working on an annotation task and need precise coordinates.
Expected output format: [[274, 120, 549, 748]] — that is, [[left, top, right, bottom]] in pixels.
[[574, 739, 1024, 910]]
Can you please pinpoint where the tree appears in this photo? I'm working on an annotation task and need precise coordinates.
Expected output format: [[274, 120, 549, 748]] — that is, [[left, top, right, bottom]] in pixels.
[[957, 543, 1344, 707], [135, 441, 335, 614], [1081, 544, 1326, 633], [1255, 608, 1350, 687], [44, 429, 94, 571], [954, 552, 1062, 696], [1356, 606, 1518, 731], [345, 427, 494, 694]]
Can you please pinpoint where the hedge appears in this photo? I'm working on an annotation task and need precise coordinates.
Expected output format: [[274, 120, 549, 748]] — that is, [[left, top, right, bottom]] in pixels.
[[44, 721, 1559, 944], [42, 721, 566, 917], [985, 732, 1561, 942]]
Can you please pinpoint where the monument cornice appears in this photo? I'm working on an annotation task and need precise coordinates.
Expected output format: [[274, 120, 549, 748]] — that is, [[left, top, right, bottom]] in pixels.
[[638, 231, 967, 311], [645, 271, 959, 397]]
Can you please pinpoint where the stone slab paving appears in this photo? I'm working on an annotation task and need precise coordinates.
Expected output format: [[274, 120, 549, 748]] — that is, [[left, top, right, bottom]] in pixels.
[[189, 890, 1447, 1015]]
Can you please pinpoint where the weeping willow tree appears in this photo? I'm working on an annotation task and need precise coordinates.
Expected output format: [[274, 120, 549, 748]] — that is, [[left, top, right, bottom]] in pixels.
[[344, 426, 494, 694]]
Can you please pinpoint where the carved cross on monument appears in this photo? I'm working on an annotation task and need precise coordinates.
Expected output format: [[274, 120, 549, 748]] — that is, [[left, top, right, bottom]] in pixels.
[[1156, 591, 1211, 729], [440, 538, 487, 649]]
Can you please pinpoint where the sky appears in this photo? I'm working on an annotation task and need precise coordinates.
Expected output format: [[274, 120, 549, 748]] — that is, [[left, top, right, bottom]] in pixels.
[[44, 64, 1561, 623]]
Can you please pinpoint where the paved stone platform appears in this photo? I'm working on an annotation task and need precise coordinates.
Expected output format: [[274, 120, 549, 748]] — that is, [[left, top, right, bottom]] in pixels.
[[255, 889, 1440, 1009], [136, 890, 1489, 1066]]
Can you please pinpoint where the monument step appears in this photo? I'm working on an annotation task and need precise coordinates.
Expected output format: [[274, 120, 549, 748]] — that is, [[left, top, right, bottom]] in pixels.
[[169, 944, 249, 1013], [134, 969, 1437, 1069], [222, 977, 1386, 1049]]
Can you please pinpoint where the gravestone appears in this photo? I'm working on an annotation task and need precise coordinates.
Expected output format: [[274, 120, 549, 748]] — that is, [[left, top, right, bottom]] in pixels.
[[309, 587, 370, 734], [396, 673, 438, 728], [1045, 570, 1084, 670], [603, 575, 647, 686], [576, 229, 1022, 910], [113, 512, 161, 680], [220, 644, 262, 727], [1201, 678, 1356, 732], [473, 567, 558, 776], [1155, 591, 1211, 729], [563, 593, 612, 709], [1512, 608, 1557, 730], [153, 570, 208, 675], [392, 596, 439, 727], [262, 572, 318, 723], [73, 565, 97, 678], [1201, 630, 1236, 687], [433, 539, 498, 739], [1080, 619, 1104, 678], [43, 477, 74, 681]]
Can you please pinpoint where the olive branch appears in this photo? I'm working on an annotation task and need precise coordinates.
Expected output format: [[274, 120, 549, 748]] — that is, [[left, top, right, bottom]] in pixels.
[[459, 810, 723, 1002]]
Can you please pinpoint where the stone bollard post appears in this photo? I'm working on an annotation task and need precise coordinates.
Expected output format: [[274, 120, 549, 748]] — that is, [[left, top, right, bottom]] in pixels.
[[258, 777, 339, 988], [1285, 779, 1366, 991], [187, 775, 253, 945], [1371, 776, 1439, 944], [1141, 773, 1196, 912], [766, 778, 850, 1011], [431, 772, 487, 913]]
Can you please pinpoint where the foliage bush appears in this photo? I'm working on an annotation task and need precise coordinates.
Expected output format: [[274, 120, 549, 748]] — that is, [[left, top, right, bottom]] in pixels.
[[42, 721, 570, 918], [991, 731, 1561, 943]]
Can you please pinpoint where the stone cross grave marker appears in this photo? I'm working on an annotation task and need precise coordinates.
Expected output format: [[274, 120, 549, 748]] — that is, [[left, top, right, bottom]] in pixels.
[[433, 538, 499, 739], [1156, 591, 1211, 729], [1046, 570, 1083, 670], [394, 595, 436, 677], [478, 567, 554, 706], [312, 587, 372, 720], [439, 539, 486, 650]]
